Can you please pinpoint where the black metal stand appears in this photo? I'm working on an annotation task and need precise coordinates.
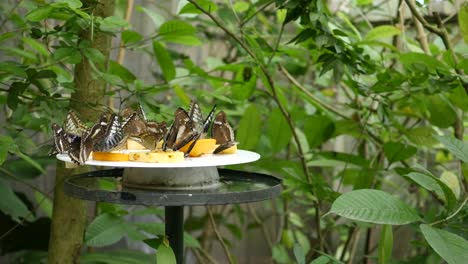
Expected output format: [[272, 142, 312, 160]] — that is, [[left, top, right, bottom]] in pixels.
[[165, 206, 184, 264], [63, 168, 282, 264]]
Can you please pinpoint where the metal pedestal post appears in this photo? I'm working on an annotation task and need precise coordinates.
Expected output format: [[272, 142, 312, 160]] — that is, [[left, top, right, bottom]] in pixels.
[[165, 206, 184, 264]]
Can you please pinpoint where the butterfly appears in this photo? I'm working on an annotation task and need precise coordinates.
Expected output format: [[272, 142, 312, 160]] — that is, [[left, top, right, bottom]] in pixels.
[[163, 101, 216, 152], [50, 110, 87, 157], [122, 104, 167, 150], [93, 113, 135, 152], [212, 111, 238, 154]]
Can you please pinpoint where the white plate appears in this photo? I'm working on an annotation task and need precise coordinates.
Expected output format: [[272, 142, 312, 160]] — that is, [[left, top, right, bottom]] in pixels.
[[56, 150, 260, 168]]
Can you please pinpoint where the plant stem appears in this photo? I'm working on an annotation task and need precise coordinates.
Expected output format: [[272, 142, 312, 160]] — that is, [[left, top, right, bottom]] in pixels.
[[430, 197, 468, 226], [207, 207, 235, 264], [247, 204, 273, 248]]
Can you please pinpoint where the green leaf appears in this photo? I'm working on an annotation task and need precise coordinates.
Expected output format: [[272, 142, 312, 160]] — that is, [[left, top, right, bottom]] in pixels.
[[23, 37, 49, 56], [440, 171, 460, 199], [179, 0, 218, 15], [136, 6, 165, 27], [55, 0, 82, 9], [0, 179, 31, 222], [34, 191, 53, 218], [83, 48, 105, 64], [272, 244, 290, 263], [310, 256, 332, 264], [237, 104, 262, 150], [25, 6, 54, 22], [161, 35, 201, 46], [293, 243, 306, 264], [0, 135, 15, 165], [304, 115, 335, 148], [184, 232, 200, 248], [426, 95, 457, 128], [406, 126, 437, 146], [122, 30, 143, 44], [156, 240, 176, 264], [327, 189, 421, 225], [420, 224, 468, 264], [267, 108, 291, 154], [383, 142, 417, 163], [109, 61, 136, 83], [152, 41, 175, 82], [404, 173, 444, 201], [81, 250, 154, 264], [378, 225, 393, 264], [400, 52, 450, 74], [159, 20, 196, 37], [14, 151, 46, 174], [85, 213, 127, 247], [434, 135, 468, 163], [364, 26, 401, 41], [234, 1, 250, 12], [99, 16, 128, 32], [459, 4, 468, 44]]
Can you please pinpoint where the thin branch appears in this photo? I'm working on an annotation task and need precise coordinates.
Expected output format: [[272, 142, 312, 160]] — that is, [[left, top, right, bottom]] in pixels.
[[247, 204, 273, 248], [404, 0, 442, 35], [207, 207, 235, 264], [239, 0, 275, 27], [430, 197, 468, 226]]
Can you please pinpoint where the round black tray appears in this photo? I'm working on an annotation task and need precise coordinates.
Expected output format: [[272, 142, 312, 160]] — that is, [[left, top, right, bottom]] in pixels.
[[64, 168, 282, 206]]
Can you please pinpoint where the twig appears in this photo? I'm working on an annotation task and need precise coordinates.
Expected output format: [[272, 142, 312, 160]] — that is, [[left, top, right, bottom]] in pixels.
[[247, 204, 273, 248], [430, 197, 468, 226], [240, 0, 275, 27], [409, 0, 430, 54], [195, 247, 219, 264], [340, 226, 357, 261], [0, 0, 24, 30], [347, 228, 361, 264], [207, 207, 235, 264]]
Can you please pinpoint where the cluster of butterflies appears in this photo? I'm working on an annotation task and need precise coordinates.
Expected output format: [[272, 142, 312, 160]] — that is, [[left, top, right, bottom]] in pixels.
[[51, 100, 237, 165]]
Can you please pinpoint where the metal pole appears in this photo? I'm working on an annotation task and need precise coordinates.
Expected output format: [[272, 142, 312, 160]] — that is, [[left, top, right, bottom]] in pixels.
[[165, 206, 184, 264]]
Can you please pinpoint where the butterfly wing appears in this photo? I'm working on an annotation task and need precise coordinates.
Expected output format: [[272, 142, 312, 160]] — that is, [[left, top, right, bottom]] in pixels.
[[64, 110, 88, 136], [212, 111, 237, 154], [164, 108, 198, 150]]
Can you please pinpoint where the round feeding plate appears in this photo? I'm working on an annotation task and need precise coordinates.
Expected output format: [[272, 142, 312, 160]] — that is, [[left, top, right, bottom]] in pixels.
[[64, 169, 282, 206], [56, 150, 260, 168]]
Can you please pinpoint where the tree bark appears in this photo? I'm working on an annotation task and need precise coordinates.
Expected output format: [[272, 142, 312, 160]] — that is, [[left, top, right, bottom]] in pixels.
[[48, 1, 115, 263]]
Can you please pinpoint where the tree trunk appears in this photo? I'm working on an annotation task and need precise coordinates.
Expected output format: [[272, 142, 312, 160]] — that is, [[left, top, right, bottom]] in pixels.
[[48, 1, 115, 263]]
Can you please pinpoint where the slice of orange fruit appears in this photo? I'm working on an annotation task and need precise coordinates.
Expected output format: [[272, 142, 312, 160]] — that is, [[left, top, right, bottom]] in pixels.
[[129, 150, 184, 163], [179, 139, 217, 157], [92, 151, 130, 162], [219, 145, 237, 154]]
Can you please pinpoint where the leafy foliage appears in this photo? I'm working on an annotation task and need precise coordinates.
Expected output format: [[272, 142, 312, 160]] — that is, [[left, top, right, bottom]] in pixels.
[[0, 0, 467, 263]]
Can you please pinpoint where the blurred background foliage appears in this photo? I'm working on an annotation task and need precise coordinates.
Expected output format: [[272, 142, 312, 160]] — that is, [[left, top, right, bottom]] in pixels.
[[0, 0, 467, 263]]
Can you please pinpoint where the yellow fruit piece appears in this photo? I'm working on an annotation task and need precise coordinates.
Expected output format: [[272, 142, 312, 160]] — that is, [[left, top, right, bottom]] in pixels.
[[127, 139, 147, 150], [179, 139, 217, 157], [129, 151, 184, 163], [220, 145, 237, 154], [92, 151, 130, 162]]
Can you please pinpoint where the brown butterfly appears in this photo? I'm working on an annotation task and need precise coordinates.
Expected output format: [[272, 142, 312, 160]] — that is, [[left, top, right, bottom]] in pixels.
[[212, 111, 238, 154]]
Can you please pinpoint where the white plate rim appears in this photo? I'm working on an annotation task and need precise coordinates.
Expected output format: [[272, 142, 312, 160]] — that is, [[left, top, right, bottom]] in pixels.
[[56, 149, 260, 168]]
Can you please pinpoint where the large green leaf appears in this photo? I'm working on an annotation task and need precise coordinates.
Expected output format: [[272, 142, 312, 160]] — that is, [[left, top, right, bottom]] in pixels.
[[267, 108, 291, 153], [459, 4, 468, 44], [85, 213, 127, 247], [25, 6, 54, 22], [304, 114, 335, 148], [404, 172, 456, 211], [156, 242, 176, 264], [426, 95, 457, 128], [420, 224, 468, 264], [0, 179, 32, 222], [378, 225, 393, 264], [383, 142, 417, 163], [158, 20, 196, 37], [364, 25, 401, 41], [109, 61, 136, 83], [0, 135, 14, 165], [434, 135, 468, 163], [237, 104, 262, 150], [179, 0, 218, 14], [327, 189, 421, 225], [81, 250, 154, 264], [152, 41, 175, 82]]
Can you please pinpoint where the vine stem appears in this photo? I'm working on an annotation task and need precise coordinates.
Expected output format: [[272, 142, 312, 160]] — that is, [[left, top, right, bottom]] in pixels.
[[430, 197, 468, 226], [187, 0, 326, 250], [207, 207, 235, 264]]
